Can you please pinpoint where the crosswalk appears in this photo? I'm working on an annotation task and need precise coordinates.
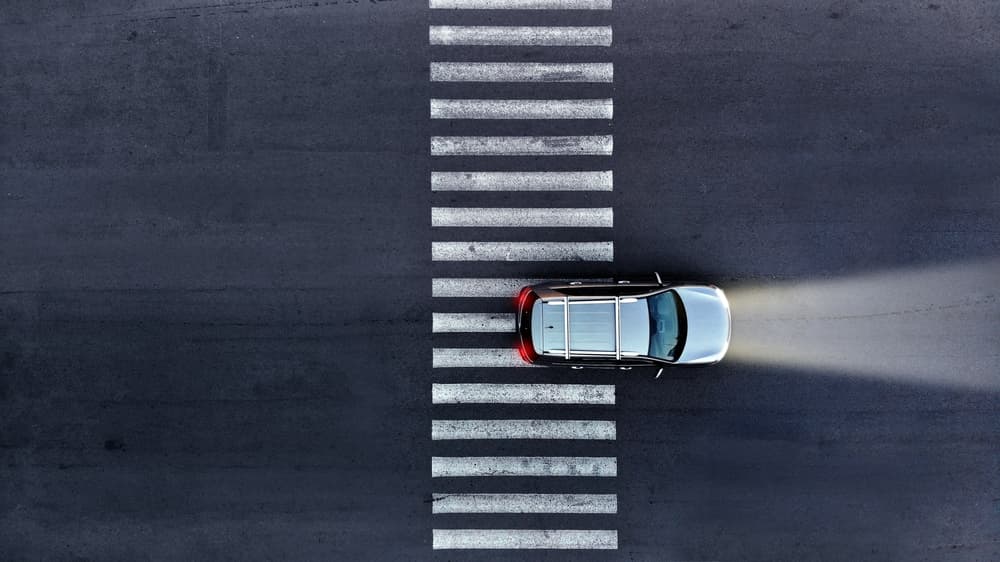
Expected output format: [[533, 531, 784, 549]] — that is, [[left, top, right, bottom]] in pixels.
[[430, 0, 616, 550]]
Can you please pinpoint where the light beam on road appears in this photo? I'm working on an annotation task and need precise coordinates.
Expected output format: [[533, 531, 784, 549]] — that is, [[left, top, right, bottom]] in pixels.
[[725, 258, 1000, 390]]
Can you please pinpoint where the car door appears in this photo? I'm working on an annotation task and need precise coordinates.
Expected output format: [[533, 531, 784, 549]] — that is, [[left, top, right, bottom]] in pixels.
[[559, 283, 659, 298], [565, 357, 658, 371]]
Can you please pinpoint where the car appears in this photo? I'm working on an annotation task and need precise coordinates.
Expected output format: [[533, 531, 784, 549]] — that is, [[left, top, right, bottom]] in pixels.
[[516, 273, 731, 374]]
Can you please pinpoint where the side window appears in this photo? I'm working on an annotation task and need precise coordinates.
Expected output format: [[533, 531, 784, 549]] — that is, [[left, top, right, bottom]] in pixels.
[[559, 284, 658, 297], [616, 273, 663, 285], [572, 357, 620, 369], [615, 285, 659, 296]]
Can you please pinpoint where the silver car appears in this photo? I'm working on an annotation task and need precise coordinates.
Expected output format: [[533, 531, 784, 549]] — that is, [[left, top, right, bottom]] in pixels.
[[516, 273, 731, 373]]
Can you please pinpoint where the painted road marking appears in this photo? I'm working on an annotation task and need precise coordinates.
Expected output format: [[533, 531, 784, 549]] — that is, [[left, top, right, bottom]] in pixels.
[[432, 456, 617, 477], [432, 383, 616, 404], [431, 135, 612, 156], [430, 0, 612, 10], [432, 241, 614, 261], [433, 529, 618, 550], [427, 4, 617, 550], [432, 312, 515, 333], [431, 99, 613, 120], [431, 493, 617, 514], [431, 171, 613, 192], [430, 26, 612, 47], [431, 62, 613, 83], [432, 419, 616, 440], [432, 277, 610, 297], [433, 347, 529, 368], [432, 207, 613, 228]]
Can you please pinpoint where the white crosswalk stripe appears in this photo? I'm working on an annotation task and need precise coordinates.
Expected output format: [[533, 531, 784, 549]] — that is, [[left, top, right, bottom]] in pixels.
[[432, 135, 612, 156], [431, 493, 618, 514], [432, 207, 613, 228], [432, 241, 613, 261], [433, 347, 530, 368], [430, 0, 612, 10], [432, 419, 616, 440], [431, 62, 613, 83], [432, 277, 609, 297], [431, 171, 613, 192], [431, 277, 543, 297], [432, 312, 515, 332], [431, 99, 613, 120], [432, 456, 617, 477], [432, 383, 616, 404], [430, 26, 612, 46], [433, 529, 618, 550]]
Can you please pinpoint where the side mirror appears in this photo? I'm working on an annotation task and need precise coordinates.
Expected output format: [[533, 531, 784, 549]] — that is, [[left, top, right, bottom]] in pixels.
[[655, 367, 664, 379]]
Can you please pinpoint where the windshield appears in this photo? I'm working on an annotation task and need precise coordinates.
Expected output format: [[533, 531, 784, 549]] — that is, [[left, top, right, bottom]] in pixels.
[[647, 290, 686, 361]]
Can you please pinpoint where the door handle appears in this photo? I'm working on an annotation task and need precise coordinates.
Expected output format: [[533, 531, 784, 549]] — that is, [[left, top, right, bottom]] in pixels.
[[570, 366, 584, 370], [619, 366, 632, 371]]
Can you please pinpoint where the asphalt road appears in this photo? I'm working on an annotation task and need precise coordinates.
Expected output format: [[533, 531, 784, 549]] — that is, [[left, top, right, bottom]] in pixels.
[[2, 1, 999, 560]]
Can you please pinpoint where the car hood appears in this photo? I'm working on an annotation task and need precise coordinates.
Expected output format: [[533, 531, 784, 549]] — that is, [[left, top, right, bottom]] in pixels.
[[674, 286, 731, 364]]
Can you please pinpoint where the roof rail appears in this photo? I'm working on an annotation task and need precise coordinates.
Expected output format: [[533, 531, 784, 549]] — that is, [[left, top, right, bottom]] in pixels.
[[553, 295, 625, 360]]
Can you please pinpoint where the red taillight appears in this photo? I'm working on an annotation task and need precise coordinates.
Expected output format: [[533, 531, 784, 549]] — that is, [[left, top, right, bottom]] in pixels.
[[517, 340, 530, 361], [516, 287, 530, 311]]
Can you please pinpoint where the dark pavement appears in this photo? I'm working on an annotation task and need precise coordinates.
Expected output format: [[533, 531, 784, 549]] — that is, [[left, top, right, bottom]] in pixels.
[[2, 1, 998, 560]]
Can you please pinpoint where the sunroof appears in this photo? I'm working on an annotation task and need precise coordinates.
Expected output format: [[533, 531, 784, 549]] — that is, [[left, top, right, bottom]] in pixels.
[[568, 302, 615, 352]]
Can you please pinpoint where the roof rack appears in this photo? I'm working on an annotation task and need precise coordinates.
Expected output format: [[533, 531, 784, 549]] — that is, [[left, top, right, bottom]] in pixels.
[[546, 295, 635, 360]]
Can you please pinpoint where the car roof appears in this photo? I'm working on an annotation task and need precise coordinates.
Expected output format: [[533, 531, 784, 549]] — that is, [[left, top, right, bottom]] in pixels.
[[531, 293, 655, 360]]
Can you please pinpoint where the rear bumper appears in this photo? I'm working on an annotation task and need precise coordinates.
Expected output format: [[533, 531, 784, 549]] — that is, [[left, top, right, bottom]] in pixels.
[[516, 287, 540, 364]]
